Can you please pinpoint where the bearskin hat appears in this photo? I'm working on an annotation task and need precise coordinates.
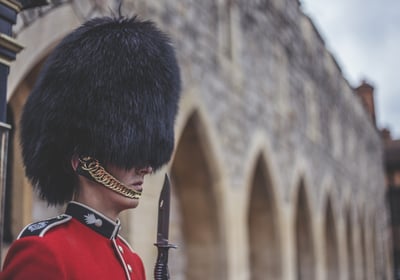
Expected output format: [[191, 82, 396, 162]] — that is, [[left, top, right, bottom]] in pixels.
[[20, 16, 181, 205]]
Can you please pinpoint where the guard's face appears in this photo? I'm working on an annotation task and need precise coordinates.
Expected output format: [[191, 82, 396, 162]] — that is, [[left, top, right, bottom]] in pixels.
[[104, 164, 153, 210], [106, 164, 153, 196]]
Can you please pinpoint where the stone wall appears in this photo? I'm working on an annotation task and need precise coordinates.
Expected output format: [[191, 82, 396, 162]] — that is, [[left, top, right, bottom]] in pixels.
[[6, 0, 392, 279]]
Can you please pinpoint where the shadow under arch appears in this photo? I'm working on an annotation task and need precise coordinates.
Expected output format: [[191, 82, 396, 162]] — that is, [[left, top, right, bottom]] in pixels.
[[324, 197, 339, 280], [294, 179, 316, 280], [370, 215, 378, 279], [247, 153, 282, 279], [345, 207, 355, 280], [170, 110, 227, 280], [359, 211, 367, 280]]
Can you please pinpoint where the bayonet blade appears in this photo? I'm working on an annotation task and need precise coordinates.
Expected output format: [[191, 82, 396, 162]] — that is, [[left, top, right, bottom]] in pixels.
[[156, 174, 171, 245], [154, 174, 176, 280]]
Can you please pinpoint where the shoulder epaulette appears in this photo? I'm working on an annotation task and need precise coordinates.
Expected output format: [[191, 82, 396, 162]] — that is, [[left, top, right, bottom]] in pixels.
[[18, 214, 72, 239]]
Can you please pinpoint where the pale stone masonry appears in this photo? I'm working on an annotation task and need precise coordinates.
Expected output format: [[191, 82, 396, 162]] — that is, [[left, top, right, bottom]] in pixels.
[[5, 0, 392, 279]]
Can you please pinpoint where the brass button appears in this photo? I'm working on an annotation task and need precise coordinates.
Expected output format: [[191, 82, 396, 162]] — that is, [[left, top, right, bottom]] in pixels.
[[118, 245, 124, 253]]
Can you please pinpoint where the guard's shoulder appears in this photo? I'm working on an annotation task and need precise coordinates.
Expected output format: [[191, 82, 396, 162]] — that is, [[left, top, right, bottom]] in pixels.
[[18, 214, 72, 239]]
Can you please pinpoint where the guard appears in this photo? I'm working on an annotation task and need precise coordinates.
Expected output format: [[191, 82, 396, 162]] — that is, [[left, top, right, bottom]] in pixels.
[[0, 15, 181, 280]]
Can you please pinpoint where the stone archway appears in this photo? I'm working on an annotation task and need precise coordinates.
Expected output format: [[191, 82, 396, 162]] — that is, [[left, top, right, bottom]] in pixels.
[[5, 3, 82, 238], [170, 111, 226, 280], [247, 154, 282, 279], [295, 181, 315, 280], [7, 59, 46, 236], [324, 198, 339, 280]]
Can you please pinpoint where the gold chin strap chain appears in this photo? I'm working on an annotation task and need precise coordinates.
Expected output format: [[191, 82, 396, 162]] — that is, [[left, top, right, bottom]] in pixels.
[[78, 156, 142, 199]]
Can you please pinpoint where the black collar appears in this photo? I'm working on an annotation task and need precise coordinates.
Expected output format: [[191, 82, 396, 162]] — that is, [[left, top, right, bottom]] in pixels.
[[65, 202, 121, 239]]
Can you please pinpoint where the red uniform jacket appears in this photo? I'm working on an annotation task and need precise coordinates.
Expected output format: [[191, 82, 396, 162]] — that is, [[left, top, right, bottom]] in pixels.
[[0, 202, 145, 280]]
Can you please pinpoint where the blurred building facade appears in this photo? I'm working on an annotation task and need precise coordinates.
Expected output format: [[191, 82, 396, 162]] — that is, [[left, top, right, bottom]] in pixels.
[[383, 131, 400, 280], [3, 0, 393, 279], [355, 81, 400, 280]]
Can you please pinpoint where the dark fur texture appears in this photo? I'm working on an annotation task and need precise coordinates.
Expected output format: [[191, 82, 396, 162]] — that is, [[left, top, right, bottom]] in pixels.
[[20, 16, 181, 205]]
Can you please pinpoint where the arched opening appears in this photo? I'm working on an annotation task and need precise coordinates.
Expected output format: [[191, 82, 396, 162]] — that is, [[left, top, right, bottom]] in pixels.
[[346, 211, 355, 280], [295, 181, 316, 280], [324, 199, 339, 279], [170, 112, 226, 280], [247, 155, 282, 279]]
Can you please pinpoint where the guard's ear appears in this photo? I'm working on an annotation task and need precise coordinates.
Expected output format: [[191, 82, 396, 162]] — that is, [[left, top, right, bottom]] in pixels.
[[71, 154, 80, 171]]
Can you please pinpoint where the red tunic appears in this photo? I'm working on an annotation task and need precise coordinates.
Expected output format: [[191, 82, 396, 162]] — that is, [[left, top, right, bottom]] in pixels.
[[0, 202, 145, 280]]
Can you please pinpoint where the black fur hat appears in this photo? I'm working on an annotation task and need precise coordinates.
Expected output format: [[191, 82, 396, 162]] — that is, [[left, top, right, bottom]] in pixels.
[[20, 16, 181, 205]]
